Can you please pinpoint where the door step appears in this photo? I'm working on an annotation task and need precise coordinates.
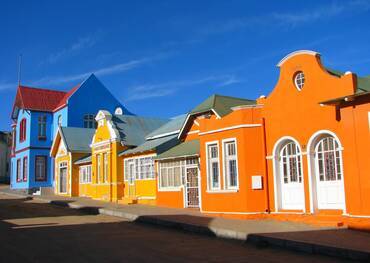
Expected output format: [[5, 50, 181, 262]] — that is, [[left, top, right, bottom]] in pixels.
[[118, 197, 138, 205]]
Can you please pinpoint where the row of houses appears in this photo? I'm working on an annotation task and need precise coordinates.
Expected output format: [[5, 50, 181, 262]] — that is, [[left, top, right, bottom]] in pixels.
[[10, 50, 370, 219]]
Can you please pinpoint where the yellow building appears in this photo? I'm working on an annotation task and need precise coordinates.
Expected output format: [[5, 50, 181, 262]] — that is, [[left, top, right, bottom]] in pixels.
[[85, 110, 168, 202], [50, 127, 95, 197], [118, 115, 186, 204]]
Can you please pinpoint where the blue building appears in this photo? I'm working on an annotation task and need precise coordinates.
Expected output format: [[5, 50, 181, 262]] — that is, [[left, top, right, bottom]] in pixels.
[[10, 74, 131, 191]]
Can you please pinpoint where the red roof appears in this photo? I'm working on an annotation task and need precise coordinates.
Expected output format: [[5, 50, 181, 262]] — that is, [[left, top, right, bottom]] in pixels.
[[11, 84, 81, 118], [53, 84, 80, 112]]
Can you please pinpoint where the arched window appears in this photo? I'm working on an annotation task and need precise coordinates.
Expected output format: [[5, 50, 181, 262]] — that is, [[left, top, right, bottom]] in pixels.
[[315, 136, 342, 182], [280, 141, 302, 184]]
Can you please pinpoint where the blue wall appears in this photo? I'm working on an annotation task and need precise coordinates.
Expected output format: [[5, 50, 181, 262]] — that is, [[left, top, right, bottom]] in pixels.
[[52, 107, 68, 137]]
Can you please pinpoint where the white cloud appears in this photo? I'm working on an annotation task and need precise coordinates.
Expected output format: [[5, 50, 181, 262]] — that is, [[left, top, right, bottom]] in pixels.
[[125, 74, 240, 101], [0, 82, 15, 91], [46, 33, 101, 64]]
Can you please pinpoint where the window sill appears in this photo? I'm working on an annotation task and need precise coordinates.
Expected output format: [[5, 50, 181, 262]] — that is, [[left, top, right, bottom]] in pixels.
[[158, 187, 183, 192], [206, 189, 239, 194]]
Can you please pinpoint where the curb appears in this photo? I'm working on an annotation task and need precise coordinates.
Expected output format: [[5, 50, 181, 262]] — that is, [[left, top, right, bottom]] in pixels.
[[247, 234, 370, 261], [2, 190, 368, 261]]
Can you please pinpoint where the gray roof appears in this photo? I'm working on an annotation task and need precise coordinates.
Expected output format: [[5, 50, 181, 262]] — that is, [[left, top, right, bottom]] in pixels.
[[326, 68, 370, 93], [74, 154, 92, 165], [119, 134, 180, 156], [145, 114, 187, 139], [112, 115, 168, 146], [155, 139, 200, 160], [60, 127, 95, 153]]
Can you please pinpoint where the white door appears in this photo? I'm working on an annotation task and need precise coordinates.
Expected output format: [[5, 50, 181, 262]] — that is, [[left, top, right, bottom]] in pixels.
[[314, 136, 345, 210], [279, 142, 305, 210]]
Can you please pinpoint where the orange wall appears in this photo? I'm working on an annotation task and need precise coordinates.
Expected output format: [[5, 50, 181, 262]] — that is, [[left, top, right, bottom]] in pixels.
[[258, 52, 370, 215]]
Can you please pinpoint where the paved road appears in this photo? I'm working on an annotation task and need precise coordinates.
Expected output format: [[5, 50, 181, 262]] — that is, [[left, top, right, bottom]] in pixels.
[[0, 194, 349, 263]]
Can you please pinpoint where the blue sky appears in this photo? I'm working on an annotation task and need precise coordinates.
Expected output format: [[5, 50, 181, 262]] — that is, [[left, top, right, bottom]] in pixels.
[[1, 0, 370, 130]]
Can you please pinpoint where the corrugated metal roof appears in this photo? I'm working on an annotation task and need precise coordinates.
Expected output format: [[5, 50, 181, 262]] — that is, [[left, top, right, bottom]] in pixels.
[[145, 114, 186, 139], [60, 127, 95, 153], [155, 139, 199, 160], [113, 115, 168, 146], [190, 94, 256, 118], [119, 134, 179, 156], [74, 154, 92, 165]]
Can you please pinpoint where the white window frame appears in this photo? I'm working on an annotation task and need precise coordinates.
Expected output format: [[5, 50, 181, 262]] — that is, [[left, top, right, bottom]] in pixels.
[[38, 115, 47, 139], [222, 138, 239, 190], [294, 71, 305, 91], [206, 141, 221, 191], [158, 160, 183, 191], [96, 154, 101, 183], [79, 165, 92, 184], [103, 153, 108, 183], [124, 154, 156, 183], [59, 162, 68, 193], [84, 114, 96, 129]]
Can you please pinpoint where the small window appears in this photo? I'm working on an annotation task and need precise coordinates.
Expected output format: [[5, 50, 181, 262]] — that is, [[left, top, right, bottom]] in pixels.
[[96, 155, 101, 183], [35, 156, 47, 181], [16, 159, 21, 182], [84, 114, 97, 129], [57, 115, 62, 126], [223, 140, 238, 189], [207, 143, 220, 190], [294, 71, 305, 91], [23, 157, 28, 181], [19, 118, 27, 142], [103, 153, 108, 183], [38, 115, 47, 140]]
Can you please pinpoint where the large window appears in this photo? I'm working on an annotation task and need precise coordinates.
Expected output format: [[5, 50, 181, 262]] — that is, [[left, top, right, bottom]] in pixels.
[[19, 118, 26, 142], [16, 159, 21, 182], [223, 139, 238, 189], [124, 156, 155, 183], [84, 114, 97, 128], [35, 156, 47, 181], [315, 136, 342, 182], [158, 158, 198, 190], [207, 143, 220, 190], [38, 115, 47, 140], [79, 165, 92, 183], [103, 153, 108, 183], [96, 155, 101, 183], [280, 141, 302, 184], [23, 157, 28, 181]]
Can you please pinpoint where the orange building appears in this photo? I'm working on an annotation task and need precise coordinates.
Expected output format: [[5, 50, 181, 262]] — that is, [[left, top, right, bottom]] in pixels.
[[258, 50, 370, 217], [156, 95, 269, 214]]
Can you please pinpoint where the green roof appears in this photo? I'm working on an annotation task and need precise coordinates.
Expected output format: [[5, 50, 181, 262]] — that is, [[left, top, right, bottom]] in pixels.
[[155, 140, 199, 160], [190, 94, 256, 118], [112, 115, 168, 146], [145, 114, 186, 139], [74, 154, 92, 165], [60, 127, 95, 153], [325, 67, 370, 94], [119, 135, 179, 156]]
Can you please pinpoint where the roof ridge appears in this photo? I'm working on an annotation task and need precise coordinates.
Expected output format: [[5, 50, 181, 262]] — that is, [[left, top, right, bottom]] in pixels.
[[19, 85, 67, 94], [213, 93, 255, 102]]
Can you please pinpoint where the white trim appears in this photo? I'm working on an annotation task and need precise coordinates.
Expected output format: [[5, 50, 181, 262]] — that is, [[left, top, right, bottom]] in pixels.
[[200, 210, 266, 215], [271, 211, 305, 215], [194, 120, 200, 126], [197, 156, 202, 211], [231, 104, 263, 111], [277, 50, 320, 67], [211, 109, 221, 119], [187, 130, 200, 135], [221, 138, 239, 191], [199, 124, 261, 136], [177, 114, 191, 139], [205, 140, 221, 191], [344, 214, 370, 218], [157, 186, 183, 192], [155, 154, 199, 161], [146, 130, 180, 140], [306, 130, 346, 214], [137, 196, 156, 200], [272, 136, 306, 213], [206, 190, 238, 194]]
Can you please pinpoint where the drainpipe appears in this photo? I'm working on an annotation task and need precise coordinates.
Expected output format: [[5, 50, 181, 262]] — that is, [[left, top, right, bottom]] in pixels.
[[261, 117, 270, 213]]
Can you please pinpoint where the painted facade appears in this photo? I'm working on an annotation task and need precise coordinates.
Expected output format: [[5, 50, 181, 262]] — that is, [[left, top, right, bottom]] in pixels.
[[257, 50, 370, 217], [50, 127, 95, 196], [77, 110, 167, 202], [10, 74, 130, 190], [0, 131, 11, 183]]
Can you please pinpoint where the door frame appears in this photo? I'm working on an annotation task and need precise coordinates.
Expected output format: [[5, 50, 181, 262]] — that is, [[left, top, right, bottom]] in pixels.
[[272, 136, 306, 212], [59, 162, 68, 194], [184, 166, 200, 208], [307, 130, 347, 214]]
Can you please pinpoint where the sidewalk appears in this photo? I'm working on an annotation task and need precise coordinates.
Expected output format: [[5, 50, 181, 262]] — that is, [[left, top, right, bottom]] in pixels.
[[1, 185, 370, 261]]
